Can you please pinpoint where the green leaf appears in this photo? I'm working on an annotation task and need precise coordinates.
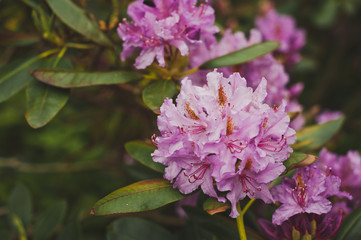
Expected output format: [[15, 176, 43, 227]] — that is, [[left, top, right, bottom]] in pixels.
[[293, 117, 344, 151], [32, 70, 142, 88], [283, 152, 317, 174], [9, 184, 32, 227], [269, 153, 317, 187], [0, 31, 40, 46], [25, 81, 69, 128], [125, 141, 165, 173], [203, 197, 230, 215], [183, 206, 238, 240], [91, 179, 185, 216], [142, 80, 178, 111], [46, 0, 112, 46], [0, 57, 41, 103], [200, 41, 280, 69], [107, 217, 173, 240], [57, 219, 81, 240], [33, 200, 67, 240], [334, 205, 361, 240]]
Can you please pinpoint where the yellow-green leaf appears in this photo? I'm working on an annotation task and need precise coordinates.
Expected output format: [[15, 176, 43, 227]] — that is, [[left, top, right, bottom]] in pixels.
[[91, 179, 185, 216]]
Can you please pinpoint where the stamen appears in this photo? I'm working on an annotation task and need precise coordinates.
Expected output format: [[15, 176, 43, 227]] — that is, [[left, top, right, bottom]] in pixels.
[[258, 135, 287, 152], [186, 102, 200, 120], [218, 84, 227, 106], [184, 164, 209, 183], [181, 124, 206, 134], [227, 141, 247, 153], [240, 175, 262, 196], [226, 116, 234, 136], [262, 117, 269, 130], [292, 175, 308, 207], [151, 134, 158, 147]]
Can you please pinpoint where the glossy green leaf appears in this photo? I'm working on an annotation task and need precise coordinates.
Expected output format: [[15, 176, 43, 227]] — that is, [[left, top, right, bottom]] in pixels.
[[31, 70, 142, 88], [335, 205, 361, 240], [91, 179, 185, 215], [107, 217, 173, 240], [142, 80, 178, 111], [203, 197, 230, 215], [293, 117, 344, 151], [46, 0, 112, 46], [0, 57, 41, 103], [9, 184, 32, 227], [200, 41, 280, 69], [33, 200, 67, 240], [25, 81, 69, 128], [283, 152, 317, 174], [125, 141, 165, 173]]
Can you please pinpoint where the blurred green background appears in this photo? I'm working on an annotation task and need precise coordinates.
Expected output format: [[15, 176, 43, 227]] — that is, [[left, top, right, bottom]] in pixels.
[[0, 0, 361, 239]]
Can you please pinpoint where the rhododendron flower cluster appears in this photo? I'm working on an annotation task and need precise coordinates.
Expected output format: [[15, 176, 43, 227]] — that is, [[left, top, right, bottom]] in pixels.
[[271, 164, 351, 225], [256, 8, 306, 66], [117, 0, 218, 69], [152, 70, 296, 217]]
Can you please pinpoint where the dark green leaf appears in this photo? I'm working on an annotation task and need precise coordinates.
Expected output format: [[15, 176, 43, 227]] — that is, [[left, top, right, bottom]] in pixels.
[[203, 197, 230, 215], [142, 80, 178, 111], [26, 80, 69, 128], [183, 206, 238, 240], [335, 205, 361, 240], [293, 117, 344, 151], [46, 0, 112, 46], [0, 57, 41, 103], [125, 141, 165, 173], [57, 219, 81, 240], [107, 217, 173, 240], [33, 200, 67, 240], [0, 31, 40, 46], [9, 184, 32, 227], [91, 179, 185, 215], [32, 70, 142, 88], [200, 41, 280, 69]]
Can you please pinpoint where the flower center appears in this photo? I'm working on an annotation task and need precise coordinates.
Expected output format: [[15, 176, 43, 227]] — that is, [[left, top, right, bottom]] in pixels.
[[292, 174, 308, 207]]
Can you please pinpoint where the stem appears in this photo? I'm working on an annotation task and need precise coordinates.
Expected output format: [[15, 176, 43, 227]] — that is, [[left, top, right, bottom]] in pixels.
[[66, 42, 95, 49], [178, 67, 199, 77], [236, 202, 247, 240], [241, 198, 255, 215], [52, 46, 67, 68]]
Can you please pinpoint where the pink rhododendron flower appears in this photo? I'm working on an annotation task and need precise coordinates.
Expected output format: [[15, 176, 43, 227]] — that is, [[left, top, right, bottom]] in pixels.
[[256, 8, 306, 66], [271, 164, 351, 225], [118, 0, 218, 69], [152, 70, 296, 218]]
